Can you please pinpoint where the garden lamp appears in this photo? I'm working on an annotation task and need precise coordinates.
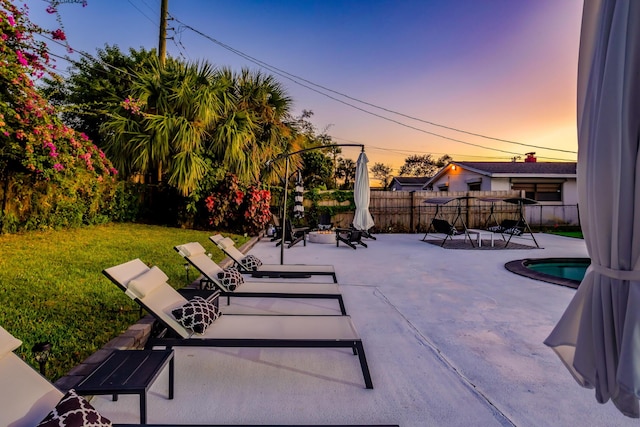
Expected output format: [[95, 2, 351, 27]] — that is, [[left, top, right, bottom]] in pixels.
[[32, 341, 52, 376]]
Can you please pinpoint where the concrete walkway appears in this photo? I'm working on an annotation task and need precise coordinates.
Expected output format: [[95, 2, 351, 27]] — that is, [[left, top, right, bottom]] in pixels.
[[90, 233, 636, 427]]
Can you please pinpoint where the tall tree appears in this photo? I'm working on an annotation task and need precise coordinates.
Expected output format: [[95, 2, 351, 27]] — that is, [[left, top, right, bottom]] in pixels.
[[335, 157, 356, 189], [371, 162, 392, 188], [211, 67, 297, 184], [101, 56, 223, 195], [398, 154, 452, 177], [40, 45, 155, 146]]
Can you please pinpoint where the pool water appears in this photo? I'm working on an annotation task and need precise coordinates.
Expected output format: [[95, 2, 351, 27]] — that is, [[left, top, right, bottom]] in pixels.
[[505, 258, 591, 289], [526, 260, 589, 282]]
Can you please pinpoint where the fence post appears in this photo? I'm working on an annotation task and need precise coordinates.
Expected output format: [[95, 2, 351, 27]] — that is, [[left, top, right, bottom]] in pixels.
[[410, 191, 415, 232]]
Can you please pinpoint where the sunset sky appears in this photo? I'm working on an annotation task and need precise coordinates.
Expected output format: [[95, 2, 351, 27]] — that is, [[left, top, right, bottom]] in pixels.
[[30, 0, 584, 173]]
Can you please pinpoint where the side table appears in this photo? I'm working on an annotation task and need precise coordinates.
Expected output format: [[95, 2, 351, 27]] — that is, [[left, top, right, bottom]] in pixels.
[[75, 349, 174, 424]]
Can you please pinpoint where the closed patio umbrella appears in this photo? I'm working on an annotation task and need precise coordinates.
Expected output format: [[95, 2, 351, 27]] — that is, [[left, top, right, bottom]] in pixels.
[[544, 0, 640, 418], [293, 170, 304, 219], [352, 151, 374, 231]]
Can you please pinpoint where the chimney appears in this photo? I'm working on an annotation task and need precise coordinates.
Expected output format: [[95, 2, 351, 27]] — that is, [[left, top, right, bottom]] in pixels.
[[524, 152, 537, 162]]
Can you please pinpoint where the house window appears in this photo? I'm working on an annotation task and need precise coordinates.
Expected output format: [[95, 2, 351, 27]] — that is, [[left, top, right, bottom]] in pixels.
[[438, 184, 449, 192], [468, 182, 481, 191], [511, 182, 562, 201]]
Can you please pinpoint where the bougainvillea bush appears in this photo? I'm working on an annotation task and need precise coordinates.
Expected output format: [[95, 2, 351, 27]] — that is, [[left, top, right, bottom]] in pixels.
[[0, 0, 125, 232], [204, 173, 271, 235]]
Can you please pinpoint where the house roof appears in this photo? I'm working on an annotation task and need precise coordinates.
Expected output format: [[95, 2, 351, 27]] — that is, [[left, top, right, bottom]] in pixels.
[[391, 176, 431, 185], [455, 161, 576, 175], [425, 161, 577, 189]]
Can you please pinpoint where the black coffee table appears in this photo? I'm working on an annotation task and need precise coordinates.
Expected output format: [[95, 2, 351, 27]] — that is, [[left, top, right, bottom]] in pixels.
[[75, 349, 174, 424]]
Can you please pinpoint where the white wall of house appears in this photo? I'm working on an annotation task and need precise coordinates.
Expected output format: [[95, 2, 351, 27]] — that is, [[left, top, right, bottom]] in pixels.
[[563, 180, 578, 205]]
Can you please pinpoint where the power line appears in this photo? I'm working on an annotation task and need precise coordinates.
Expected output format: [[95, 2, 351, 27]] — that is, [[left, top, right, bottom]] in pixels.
[[126, 0, 156, 26], [332, 136, 574, 162], [37, 33, 139, 80], [170, 15, 577, 157]]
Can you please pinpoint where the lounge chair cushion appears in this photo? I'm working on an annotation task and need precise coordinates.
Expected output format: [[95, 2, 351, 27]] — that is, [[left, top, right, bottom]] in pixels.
[[171, 296, 221, 334], [37, 388, 112, 427], [240, 254, 263, 271], [126, 266, 168, 299], [176, 242, 207, 257], [0, 326, 22, 359], [217, 267, 244, 291]]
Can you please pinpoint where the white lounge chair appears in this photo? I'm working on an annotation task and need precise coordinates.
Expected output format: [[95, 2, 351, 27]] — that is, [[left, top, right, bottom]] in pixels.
[[210, 234, 338, 282], [175, 242, 347, 314], [103, 259, 373, 389]]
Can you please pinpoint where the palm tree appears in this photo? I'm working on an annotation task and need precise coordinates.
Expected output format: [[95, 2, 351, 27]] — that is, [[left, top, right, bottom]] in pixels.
[[210, 68, 301, 185], [102, 56, 224, 195]]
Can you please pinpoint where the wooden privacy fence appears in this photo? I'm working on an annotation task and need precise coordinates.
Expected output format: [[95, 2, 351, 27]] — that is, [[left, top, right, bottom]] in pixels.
[[327, 190, 579, 232]]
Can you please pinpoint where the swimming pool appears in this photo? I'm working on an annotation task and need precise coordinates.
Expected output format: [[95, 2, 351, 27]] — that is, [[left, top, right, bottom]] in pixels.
[[504, 258, 590, 289]]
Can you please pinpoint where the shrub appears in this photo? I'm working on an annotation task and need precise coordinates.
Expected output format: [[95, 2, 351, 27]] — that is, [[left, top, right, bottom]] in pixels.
[[203, 173, 271, 235]]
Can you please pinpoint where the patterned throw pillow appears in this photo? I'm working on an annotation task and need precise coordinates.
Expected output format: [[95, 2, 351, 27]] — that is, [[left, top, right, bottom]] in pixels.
[[37, 389, 112, 427], [240, 254, 263, 271], [504, 227, 522, 236], [171, 296, 221, 334], [488, 225, 502, 232], [217, 267, 244, 291]]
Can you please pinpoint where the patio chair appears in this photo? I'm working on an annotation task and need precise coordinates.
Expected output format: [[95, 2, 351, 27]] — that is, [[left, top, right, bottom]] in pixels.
[[103, 259, 373, 389], [422, 218, 460, 247], [175, 242, 347, 314], [210, 234, 338, 283], [0, 326, 157, 427], [488, 219, 524, 236], [275, 219, 309, 248], [2, 326, 384, 427], [335, 227, 368, 250]]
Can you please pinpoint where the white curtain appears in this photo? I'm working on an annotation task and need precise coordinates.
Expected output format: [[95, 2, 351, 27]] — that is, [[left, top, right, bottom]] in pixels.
[[544, 0, 640, 418]]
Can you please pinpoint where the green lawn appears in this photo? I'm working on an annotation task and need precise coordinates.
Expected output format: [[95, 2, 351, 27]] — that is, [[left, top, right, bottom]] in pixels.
[[546, 230, 584, 239], [0, 223, 248, 381]]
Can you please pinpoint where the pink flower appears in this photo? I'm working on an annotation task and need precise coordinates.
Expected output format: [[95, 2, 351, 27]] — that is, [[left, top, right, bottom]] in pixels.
[[46, 6, 57, 14], [7, 15, 15, 27], [53, 163, 64, 171], [51, 29, 66, 41], [16, 51, 28, 66]]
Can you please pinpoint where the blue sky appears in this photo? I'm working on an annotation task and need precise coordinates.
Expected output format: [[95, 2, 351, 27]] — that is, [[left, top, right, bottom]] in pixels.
[[29, 0, 584, 172]]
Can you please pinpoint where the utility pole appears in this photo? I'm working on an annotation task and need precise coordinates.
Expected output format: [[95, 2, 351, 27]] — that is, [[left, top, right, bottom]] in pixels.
[[158, 0, 168, 67], [156, 0, 168, 184]]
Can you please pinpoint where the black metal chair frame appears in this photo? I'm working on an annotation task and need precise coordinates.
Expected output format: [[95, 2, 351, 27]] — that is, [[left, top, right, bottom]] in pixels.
[[275, 219, 309, 248], [335, 228, 368, 250], [502, 198, 540, 248], [422, 197, 476, 247]]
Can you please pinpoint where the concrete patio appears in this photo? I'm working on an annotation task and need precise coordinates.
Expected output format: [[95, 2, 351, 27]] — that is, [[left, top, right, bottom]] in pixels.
[[89, 232, 636, 427]]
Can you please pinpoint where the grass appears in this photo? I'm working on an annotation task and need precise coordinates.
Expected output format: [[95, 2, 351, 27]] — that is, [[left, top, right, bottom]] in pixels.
[[546, 230, 584, 239], [0, 223, 249, 381]]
